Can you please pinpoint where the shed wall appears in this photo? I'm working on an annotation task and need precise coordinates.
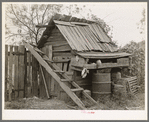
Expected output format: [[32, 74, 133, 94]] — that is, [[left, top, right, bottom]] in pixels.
[[44, 27, 72, 58]]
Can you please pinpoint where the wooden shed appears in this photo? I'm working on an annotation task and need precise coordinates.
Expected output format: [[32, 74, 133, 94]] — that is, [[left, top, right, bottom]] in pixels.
[[36, 14, 132, 101]]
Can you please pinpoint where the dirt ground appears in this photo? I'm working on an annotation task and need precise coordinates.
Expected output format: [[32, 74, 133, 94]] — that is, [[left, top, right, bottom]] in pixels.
[[5, 92, 145, 110]]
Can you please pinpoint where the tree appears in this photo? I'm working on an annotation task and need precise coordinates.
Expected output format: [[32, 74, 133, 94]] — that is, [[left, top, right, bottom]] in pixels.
[[5, 4, 63, 45], [5, 4, 113, 45], [137, 8, 145, 40]]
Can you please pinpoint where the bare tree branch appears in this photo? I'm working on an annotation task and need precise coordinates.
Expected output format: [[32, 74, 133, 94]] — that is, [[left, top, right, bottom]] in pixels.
[[5, 33, 29, 39], [10, 4, 37, 36], [41, 5, 49, 24], [36, 5, 40, 25]]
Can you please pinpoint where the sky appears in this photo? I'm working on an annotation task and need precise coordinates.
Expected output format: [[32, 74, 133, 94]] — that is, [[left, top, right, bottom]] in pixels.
[[89, 3, 146, 47], [61, 2, 147, 47], [4, 2, 147, 47]]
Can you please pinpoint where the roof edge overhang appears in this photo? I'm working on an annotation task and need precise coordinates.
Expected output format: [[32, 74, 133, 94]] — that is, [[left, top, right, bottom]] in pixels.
[[77, 52, 132, 59]]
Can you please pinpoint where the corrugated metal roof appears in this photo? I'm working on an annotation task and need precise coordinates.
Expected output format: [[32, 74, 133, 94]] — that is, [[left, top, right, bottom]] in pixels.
[[77, 52, 131, 59], [55, 20, 117, 52]]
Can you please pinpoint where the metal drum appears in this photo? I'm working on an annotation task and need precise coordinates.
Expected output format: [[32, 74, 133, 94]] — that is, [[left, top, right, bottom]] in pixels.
[[92, 73, 111, 101]]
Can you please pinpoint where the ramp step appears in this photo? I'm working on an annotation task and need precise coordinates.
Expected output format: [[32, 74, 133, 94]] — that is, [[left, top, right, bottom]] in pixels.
[[43, 57, 51, 61], [71, 88, 83, 92], [61, 79, 73, 82], [53, 70, 65, 73], [34, 47, 45, 54]]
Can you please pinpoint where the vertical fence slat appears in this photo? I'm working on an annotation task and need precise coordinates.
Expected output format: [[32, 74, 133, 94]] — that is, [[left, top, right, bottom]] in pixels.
[[5, 45, 8, 101], [14, 46, 19, 99], [8, 46, 13, 101], [46, 45, 52, 96], [53, 57, 62, 98], [27, 52, 32, 97], [24, 49, 27, 98], [18, 45, 25, 98], [39, 47, 47, 98], [32, 55, 38, 96]]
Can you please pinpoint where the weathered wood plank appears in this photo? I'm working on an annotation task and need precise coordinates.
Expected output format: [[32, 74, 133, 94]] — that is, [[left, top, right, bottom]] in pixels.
[[53, 45, 71, 51], [39, 65, 50, 98], [24, 48, 27, 98], [63, 62, 68, 72], [56, 25, 76, 50], [72, 63, 129, 70], [53, 49, 71, 53], [54, 57, 63, 99], [45, 42, 68, 47], [18, 45, 25, 98], [68, 26, 86, 50], [32, 55, 38, 97], [8, 46, 13, 101], [5, 45, 8, 101], [27, 52, 32, 97], [45, 45, 52, 96], [39, 47, 48, 98], [23, 41, 86, 109], [70, 22, 89, 26], [53, 52, 72, 57], [14, 46, 19, 99]]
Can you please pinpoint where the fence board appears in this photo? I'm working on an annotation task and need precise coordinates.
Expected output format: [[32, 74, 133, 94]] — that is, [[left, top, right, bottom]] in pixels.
[[14, 46, 19, 99], [45, 45, 52, 95], [53, 57, 63, 99], [26, 52, 32, 97], [32, 55, 38, 96], [24, 49, 27, 97], [18, 45, 25, 98], [39, 47, 47, 98], [5, 45, 8, 101], [8, 46, 13, 101]]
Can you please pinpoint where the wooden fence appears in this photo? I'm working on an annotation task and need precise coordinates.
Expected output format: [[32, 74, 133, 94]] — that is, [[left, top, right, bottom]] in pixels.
[[5, 45, 39, 101], [5, 44, 72, 102]]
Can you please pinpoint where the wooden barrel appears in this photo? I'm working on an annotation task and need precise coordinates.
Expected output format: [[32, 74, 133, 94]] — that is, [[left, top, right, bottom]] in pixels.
[[92, 73, 111, 101]]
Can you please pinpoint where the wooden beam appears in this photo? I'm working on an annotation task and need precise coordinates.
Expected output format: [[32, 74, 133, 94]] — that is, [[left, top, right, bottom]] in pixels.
[[71, 88, 83, 92], [53, 70, 65, 73], [53, 59, 70, 63], [23, 41, 86, 109], [72, 63, 129, 70], [61, 79, 73, 82]]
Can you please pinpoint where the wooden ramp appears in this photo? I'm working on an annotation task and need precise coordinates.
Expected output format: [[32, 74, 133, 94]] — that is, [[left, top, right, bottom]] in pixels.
[[23, 41, 97, 109]]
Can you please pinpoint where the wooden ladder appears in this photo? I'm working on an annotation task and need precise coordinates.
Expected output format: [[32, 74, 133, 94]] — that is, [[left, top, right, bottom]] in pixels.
[[23, 41, 97, 109]]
